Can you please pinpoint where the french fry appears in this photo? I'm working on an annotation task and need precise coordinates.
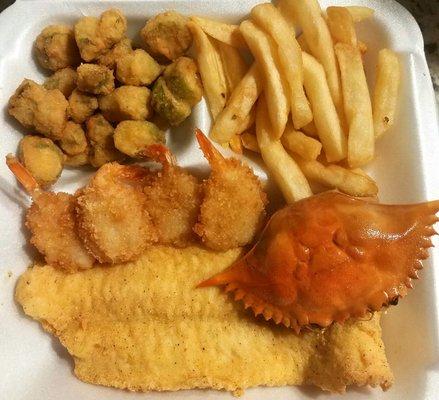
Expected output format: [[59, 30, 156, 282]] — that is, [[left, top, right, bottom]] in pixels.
[[210, 64, 263, 143], [335, 43, 374, 167], [277, 0, 298, 32], [217, 41, 248, 94], [294, 156, 378, 197], [190, 16, 247, 49], [302, 52, 347, 162], [301, 120, 318, 137], [373, 49, 401, 138], [297, 34, 311, 53], [251, 3, 312, 129], [229, 134, 243, 154], [240, 20, 289, 139], [284, 0, 342, 111], [326, 6, 357, 47], [256, 95, 312, 203], [358, 41, 367, 54], [345, 6, 374, 23], [235, 108, 256, 135], [189, 21, 227, 120], [281, 122, 322, 160], [241, 131, 260, 153]]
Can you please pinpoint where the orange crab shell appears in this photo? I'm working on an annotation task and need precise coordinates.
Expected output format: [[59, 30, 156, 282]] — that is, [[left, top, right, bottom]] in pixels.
[[198, 192, 439, 333]]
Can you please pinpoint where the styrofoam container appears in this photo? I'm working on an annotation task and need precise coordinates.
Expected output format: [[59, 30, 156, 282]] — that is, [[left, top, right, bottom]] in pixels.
[[0, 0, 438, 399]]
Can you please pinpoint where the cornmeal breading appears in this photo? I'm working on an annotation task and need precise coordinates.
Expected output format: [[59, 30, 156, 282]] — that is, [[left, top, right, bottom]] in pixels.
[[15, 245, 393, 394]]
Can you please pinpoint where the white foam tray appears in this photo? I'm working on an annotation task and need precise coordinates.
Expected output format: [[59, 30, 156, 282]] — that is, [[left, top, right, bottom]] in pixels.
[[0, 0, 438, 399]]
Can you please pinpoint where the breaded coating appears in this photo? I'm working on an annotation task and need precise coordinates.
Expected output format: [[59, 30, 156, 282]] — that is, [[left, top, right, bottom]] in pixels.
[[75, 9, 127, 61], [35, 25, 80, 71], [97, 38, 133, 69], [16, 246, 393, 393], [76, 163, 157, 263], [64, 150, 89, 167], [163, 56, 203, 106], [59, 121, 88, 156], [99, 85, 152, 122], [86, 114, 124, 168], [151, 77, 191, 126], [77, 63, 115, 95], [116, 49, 162, 86], [26, 192, 95, 272], [141, 11, 192, 62], [114, 120, 165, 158], [68, 88, 98, 123], [44, 67, 77, 97], [8, 79, 68, 139], [194, 131, 267, 250], [18, 136, 64, 187]]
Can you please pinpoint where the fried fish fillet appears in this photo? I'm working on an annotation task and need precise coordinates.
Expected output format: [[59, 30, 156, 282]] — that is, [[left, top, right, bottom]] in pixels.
[[15, 245, 393, 394]]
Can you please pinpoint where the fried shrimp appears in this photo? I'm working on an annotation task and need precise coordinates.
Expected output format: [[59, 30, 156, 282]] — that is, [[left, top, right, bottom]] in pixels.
[[194, 130, 267, 251], [6, 155, 95, 272], [142, 144, 201, 247], [76, 163, 157, 263]]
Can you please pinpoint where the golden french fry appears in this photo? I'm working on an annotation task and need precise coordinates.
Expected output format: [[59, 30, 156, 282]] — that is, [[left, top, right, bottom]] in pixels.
[[229, 134, 243, 154], [285, 0, 342, 111], [256, 95, 312, 203], [217, 41, 248, 94], [373, 49, 401, 138], [358, 40, 367, 54], [251, 3, 312, 129], [297, 34, 311, 53], [241, 131, 260, 153], [326, 6, 357, 47], [277, 0, 298, 32], [235, 107, 256, 135], [189, 21, 227, 120], [190, 16, 247, 49], [210, 64, 263, 143], [281, 122, 322, 160], [335, 43, 374, 167], [345, 6, 374, 22], [240, 20, 289, 139], [302, 52, 347, 162], [301, 120, 318, 137], [294, 156, 378, 197]]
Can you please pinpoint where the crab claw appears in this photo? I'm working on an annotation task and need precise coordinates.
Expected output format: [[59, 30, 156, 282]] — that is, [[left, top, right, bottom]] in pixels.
[[198, 192, 439, 332]]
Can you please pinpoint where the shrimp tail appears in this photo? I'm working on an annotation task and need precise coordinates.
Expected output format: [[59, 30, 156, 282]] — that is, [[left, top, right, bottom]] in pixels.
[[195, 128, 224, 165], [140, 144, 176, 170], [6, 154, 40, 196]]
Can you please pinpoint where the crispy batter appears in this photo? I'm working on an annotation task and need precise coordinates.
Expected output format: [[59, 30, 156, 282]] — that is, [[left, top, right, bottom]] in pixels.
[[76, 163, 156, 263], [26, 192, 95, 272], [44, 67, 77, 97], [76, 63, 115, 95], [68, 88, 98, 124], [59, 121, 88, 156], [97, 38, 133, 69], [15, 245, 393, 394]]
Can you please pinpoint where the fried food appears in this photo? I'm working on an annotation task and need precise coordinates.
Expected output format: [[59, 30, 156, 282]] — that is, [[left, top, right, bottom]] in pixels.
[[64, 150, 89, 167], [281, 122, 322, 161], [97, 37, 133, 69], [44, 67, 77, 97], [18, 136, 64, 187], [194, 130, 266, 251], [15, 245, 393, 393], [216, 41, 248, 95], [59, 121, 88, 156], [114, 121, 165, 158], [86, 114, 124, 167], [76, 63, 115, 95], [116, 49, 163, 86], [8, 79, 68, 139], [140, 11, 192, 62], [68, 88, 98, 124], [98, 85, 152, 122], [6, 155, 95, 272], [142, 145, 202, 246], [76, 163, 157, 263], [74, 9, 127, 61], [34, 25, 80, 71]]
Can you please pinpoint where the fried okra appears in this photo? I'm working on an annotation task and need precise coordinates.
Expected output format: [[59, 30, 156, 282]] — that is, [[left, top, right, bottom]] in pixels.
[[8, 79, 68, 139], [97, 38, 133, 69], [44, 67, 77, 98], [74, 9, 127, 61], [116, 49, 162, 86], [151, 77, 191, 126], [18, 136, 64, 186], [114, 121, 165, 157], [59, 121, 88, 156], [86, 114, 124, 167], [64, 150, 89, 167], [98, 86, 152, 122], [77, 63, 115, 95], [140, 11, 192, 62], [35, 25, 80, 71], [163, 56, 202, 106], [68, 89, 98, 123]]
